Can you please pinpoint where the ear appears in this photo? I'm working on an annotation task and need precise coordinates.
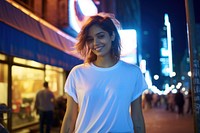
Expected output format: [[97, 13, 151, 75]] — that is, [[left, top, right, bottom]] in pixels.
[[111, 32, 115, 41]]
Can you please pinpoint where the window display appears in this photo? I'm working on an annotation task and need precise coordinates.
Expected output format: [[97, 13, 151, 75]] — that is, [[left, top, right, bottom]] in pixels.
[[0, 56, 65, 129], [0, 63, 9, 129], [12, 66, 44, 128], [45, 65, 64, 97]]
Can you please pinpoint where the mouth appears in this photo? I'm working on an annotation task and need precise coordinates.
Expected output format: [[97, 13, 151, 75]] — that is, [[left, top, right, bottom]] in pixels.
[[93, 46, 104, 52]]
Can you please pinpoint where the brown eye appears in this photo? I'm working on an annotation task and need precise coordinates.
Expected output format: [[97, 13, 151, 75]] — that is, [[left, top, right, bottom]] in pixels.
[[97, 33, 105, 39]]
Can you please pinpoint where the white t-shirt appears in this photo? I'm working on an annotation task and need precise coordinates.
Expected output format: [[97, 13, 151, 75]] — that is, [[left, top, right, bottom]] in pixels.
[[64, 60, 147, 133]]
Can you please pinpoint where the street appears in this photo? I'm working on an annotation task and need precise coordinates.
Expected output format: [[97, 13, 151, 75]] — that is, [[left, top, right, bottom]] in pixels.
[[144, 108, 194, 133], [16, 107, 194, 133]]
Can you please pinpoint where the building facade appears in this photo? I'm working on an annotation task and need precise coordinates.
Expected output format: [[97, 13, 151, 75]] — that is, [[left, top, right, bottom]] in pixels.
[[0, 0, 82, 131]]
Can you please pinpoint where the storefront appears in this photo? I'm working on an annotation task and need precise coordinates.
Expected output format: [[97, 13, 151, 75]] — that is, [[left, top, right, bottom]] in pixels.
[[0, 0, 82, 131], [0, 54, 68, 130]]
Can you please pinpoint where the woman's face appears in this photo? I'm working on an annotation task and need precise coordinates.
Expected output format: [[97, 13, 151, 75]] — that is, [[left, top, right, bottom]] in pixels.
[[86, 25, 114, 58]]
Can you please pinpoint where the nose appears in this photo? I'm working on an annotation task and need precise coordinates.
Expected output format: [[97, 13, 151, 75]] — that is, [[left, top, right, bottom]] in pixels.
[[93, 38, 99, 46]]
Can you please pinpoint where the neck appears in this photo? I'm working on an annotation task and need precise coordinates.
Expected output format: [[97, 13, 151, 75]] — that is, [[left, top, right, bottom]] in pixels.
[[93, 56, 118, 68]]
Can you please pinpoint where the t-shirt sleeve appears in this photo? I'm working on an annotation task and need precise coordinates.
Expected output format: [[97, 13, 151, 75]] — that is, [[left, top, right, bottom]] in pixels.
[[64, 69, 78, 103], [131, 68, 148, 102]]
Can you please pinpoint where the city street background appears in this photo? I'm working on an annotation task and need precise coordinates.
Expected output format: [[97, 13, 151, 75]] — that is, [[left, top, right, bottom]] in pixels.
[[16, 107, 194, 133]]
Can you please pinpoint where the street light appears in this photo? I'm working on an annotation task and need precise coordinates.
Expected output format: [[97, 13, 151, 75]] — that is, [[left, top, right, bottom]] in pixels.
[[187, 71, 191, 77], [154, 74, 159, 80]]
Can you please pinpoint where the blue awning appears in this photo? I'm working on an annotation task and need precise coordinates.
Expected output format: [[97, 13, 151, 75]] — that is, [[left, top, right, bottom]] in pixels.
[[0, 0, 83, 70]]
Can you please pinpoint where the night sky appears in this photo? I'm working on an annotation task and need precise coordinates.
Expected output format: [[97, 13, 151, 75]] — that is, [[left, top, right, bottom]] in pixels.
[[140, 0, 188, 79]]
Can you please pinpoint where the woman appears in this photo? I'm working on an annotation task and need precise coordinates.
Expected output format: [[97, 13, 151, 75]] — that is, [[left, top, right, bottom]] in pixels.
[[60, 13, 147, 133]]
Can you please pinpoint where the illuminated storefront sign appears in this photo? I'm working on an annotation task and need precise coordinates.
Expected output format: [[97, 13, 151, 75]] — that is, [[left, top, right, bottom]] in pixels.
[[118, 29, 137, 64], [69, 0, 98, 32]]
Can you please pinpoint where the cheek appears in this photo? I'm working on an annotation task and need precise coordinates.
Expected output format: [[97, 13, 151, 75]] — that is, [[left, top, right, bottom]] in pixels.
[[105, 40, 112, 48], [100, 38, 112, 47]]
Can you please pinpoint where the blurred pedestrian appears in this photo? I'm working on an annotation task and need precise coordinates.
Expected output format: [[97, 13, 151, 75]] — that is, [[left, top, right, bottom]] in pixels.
[[175, 89, 185, 116], [35, 81, 55, 133], [152, 93, 158, 108], [60, 13, 147, 133], [187, 89, 193, 114], [53, 95, 67, 127], [167, 91, 175, 112], [145, 92, 153, 109]]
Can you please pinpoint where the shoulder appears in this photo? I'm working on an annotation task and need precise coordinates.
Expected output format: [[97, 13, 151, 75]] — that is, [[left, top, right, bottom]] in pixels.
[[119, 60, 142, 72], [36, 90, 43, 97], [37, 90, 43, 94], [70, 63, 90, 73], [48, 90, 55, 97], [68, 63, 91, 78]]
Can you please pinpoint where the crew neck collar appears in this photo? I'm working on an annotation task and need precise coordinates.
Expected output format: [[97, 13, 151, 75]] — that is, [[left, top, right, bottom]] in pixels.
[[90, 60, 122, 71]]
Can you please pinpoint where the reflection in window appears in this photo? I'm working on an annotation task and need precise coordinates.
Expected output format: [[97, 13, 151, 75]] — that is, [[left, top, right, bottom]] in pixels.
[[12, 66, 44, 128], [45, 65, 64, 97], [0, 64, 8, 104], [0, 64, 8, 128], [0, 54, 6, 60], [14, 57, 44, 68]]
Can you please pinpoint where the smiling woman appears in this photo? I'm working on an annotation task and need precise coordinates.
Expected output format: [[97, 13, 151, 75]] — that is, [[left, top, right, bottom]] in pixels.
[[85, 25, 115, 65], [75, 13, 121, 64], [60, 13, 148, 133]]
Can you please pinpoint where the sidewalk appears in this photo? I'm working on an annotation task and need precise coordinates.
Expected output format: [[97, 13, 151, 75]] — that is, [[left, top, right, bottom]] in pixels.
[[17, 108, 194, 133], [143, 108, 194, 133]]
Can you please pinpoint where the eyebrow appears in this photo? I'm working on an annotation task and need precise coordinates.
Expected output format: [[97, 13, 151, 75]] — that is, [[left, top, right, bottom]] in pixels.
[[96, 31, 105, 35]]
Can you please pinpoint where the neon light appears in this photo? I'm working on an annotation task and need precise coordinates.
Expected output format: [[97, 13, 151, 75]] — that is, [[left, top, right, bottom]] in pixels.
[[69, 0, 98, 32], [164, 14, 173, 77], [69, 0, 81, 32], [118, 29, 137, 64], [77, 0, 97, 16]]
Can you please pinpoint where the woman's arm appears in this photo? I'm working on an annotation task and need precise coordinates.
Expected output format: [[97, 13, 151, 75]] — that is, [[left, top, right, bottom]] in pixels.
[[131, 95, 146, 133], [60, 94, 78, 133]]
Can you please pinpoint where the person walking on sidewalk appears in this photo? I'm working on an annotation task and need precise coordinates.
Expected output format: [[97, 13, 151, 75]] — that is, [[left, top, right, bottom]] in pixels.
[[35, 81, 55, 133], [60, 13, 147, 133], [186, 89, 193, 114], [175, 89, 185, 116]]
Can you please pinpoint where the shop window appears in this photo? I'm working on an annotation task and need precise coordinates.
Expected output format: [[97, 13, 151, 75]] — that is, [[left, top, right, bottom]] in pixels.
[[12, 66, 44, 128], [45, 65, 64, 97], [45, 65, 63, 72], [0, 63, 8, 128], [14, 57, 44, 68], [0, 64, 8, 104], [0, 54, 6, 60]]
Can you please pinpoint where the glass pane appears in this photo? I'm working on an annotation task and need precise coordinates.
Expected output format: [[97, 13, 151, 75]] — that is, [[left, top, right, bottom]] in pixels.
[[12, 66, 44, 128], [0, 64, 8, 128], [13, 57, 44, 68], [13, 57, 26, 64], [0, 54, 6, 60], [0, 64, 8, 104], [45, 66, 64, 97], [46, 65, 63, 72], [26, 60, 44, 68]]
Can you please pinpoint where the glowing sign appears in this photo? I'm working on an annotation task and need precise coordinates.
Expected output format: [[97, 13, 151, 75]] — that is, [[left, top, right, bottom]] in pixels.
[[69, 0, 98, 32], [118, 29, 137, 64], [160, 13, 173, 77]]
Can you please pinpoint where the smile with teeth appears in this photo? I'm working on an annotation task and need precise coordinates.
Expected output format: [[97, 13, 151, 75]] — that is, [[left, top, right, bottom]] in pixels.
[[93, 46, 104, 51]]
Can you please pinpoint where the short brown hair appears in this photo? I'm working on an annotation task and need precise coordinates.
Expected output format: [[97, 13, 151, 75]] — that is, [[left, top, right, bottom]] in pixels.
[[75, 13, 121, 63]]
